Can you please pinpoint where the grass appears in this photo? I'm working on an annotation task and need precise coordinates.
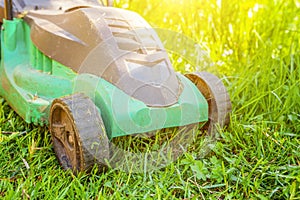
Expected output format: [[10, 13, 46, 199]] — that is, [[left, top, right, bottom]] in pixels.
[[1, 0, 300, 199]]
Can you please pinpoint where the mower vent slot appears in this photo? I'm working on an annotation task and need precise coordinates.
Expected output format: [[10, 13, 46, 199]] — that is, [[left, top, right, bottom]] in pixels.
[[114, 37, 141, 52], [112, 31, 137, 40], [105, 19, 131, 29], [108, 24, 130, 30], [105, 18, 161, 55], [105, 18, 142, 52]]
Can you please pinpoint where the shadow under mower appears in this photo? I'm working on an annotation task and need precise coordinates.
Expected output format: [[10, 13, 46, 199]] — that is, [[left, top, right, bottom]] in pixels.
[[0, 0, 231, 173]]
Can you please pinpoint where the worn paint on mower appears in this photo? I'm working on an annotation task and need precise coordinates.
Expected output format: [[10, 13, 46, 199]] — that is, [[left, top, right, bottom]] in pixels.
[[0, 0, 231, 173]]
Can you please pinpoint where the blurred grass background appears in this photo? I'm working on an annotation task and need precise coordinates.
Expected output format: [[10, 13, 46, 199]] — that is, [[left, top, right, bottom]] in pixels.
[[0, 0, 299, 199]]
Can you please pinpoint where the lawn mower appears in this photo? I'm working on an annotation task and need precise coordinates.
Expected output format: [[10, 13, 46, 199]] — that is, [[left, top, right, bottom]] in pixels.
[[0, 0, 231, 173]]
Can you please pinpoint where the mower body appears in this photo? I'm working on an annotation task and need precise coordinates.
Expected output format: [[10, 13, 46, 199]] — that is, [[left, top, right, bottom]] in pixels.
[[0, 2, 208, 139]]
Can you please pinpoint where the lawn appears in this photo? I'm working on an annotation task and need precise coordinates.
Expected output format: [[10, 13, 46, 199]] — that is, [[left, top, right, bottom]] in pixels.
[[0, 0, 300, 199]]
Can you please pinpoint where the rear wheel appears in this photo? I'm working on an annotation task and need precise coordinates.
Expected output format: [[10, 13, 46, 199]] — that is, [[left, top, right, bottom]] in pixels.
[[185, 72, 231, 134], [49, 93, 110, 173]]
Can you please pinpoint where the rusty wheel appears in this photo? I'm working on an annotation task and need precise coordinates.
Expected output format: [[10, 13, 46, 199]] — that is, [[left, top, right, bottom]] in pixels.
[[185, 72, 231, 134], [49, 93, 110, 173]]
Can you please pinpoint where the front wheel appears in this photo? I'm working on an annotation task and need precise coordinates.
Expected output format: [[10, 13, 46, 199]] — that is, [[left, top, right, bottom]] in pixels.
[[49, 93, 110, 173]]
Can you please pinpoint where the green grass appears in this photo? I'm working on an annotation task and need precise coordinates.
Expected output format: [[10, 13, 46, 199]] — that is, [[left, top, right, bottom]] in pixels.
[[1, 0, 300, 199]]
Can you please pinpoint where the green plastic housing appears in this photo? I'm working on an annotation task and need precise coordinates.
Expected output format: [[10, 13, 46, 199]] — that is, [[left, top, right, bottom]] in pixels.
[[0, 18, 208, 139]]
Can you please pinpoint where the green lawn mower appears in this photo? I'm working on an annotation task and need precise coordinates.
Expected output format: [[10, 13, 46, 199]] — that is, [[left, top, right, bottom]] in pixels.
[[0, 0, 231, 173]]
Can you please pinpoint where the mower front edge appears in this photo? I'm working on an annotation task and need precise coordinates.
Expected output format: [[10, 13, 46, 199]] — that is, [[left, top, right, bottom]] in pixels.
[[74, 73, 209, 139]]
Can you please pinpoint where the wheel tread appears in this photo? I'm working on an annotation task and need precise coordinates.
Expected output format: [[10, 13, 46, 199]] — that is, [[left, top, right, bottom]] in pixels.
[[50, 93, 110, 173], [185, 72, 232, 133]]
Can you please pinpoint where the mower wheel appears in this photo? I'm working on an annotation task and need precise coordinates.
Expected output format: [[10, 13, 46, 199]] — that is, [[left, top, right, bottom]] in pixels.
[[49, 93, 110, 173], [185, 72, 231, 133]]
